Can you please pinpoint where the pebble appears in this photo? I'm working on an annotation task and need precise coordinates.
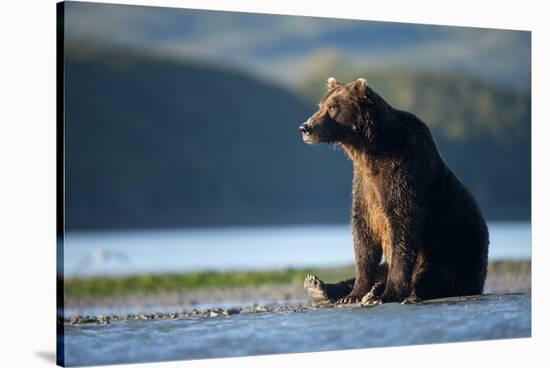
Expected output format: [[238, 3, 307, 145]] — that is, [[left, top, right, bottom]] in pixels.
[[64, 302, 314, 325], [224, 308, 240, 316]]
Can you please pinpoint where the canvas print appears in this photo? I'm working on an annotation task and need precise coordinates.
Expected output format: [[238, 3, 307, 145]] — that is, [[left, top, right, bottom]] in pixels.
[[57, 1, 531, 366]]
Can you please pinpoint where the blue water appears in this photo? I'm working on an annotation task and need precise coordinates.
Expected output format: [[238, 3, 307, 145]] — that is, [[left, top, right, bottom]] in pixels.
[[62, 294, 531, 367], [63, 222, 530, 276]]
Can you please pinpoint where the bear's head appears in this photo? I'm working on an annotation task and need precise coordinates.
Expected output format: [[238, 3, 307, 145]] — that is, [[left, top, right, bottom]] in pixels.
[[299, 77, 375, 146]]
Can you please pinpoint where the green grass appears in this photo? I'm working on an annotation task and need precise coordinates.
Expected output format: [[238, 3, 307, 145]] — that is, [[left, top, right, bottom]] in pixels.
[[64, 260, 530, 299], [487, 259, 531, 275], [64, 266, 356, 299]]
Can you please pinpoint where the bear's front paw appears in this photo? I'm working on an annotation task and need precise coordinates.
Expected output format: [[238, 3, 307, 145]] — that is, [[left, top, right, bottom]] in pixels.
[[400, 293, 421, 305], [360, 294, 383, 306], [360, 282, 386, 306]]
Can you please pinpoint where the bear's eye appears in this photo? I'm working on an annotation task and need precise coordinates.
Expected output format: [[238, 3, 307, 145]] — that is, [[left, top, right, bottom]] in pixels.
[[328, 105, 337, 112]]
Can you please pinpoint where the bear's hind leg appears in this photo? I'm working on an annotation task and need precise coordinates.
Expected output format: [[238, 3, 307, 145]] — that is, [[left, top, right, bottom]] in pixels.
[[304, 275, 355, 304], [304, 263, 389, 305]]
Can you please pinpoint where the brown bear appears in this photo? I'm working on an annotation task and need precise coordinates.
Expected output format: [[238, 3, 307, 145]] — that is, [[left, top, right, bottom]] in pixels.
[[300, 77, 489, 305]]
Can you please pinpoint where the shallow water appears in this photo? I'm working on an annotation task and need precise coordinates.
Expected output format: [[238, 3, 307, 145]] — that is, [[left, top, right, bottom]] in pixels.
[[62, 294, 531, 367], [63, 222, 531, 276]]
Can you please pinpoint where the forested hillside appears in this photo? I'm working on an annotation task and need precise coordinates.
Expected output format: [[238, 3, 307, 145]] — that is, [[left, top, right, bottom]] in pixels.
[[64, 45, 530, 230]]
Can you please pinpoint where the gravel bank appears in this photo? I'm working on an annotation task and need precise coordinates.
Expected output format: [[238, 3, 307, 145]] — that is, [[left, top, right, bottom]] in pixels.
[[64, 261, 530, 313]]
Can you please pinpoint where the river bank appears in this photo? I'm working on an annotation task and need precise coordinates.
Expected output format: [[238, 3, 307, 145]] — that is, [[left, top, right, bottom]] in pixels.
[[63, 260, 530, 320]]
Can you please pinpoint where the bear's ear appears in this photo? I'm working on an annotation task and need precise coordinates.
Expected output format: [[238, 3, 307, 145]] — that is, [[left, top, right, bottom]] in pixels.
[[354, 78, 367, 96], [327, 77, 339, 89]]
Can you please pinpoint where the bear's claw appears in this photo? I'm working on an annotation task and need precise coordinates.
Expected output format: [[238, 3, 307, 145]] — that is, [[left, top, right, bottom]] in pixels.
[[336, 295, 363, 304]]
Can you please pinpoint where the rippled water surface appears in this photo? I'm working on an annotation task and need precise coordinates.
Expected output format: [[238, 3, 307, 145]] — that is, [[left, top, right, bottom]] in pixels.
[[62, 294, 531, 366]]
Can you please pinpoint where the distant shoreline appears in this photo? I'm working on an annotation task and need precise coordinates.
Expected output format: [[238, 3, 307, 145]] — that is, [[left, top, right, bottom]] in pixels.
[[64, 260, 530, 313]]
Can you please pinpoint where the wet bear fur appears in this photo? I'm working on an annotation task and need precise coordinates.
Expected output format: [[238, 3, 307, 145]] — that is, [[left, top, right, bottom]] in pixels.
[[299, 77, 489, 304]]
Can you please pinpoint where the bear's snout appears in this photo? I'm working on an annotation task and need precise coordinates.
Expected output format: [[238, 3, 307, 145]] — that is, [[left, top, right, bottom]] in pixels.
[[299, 122, 313, 135]]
